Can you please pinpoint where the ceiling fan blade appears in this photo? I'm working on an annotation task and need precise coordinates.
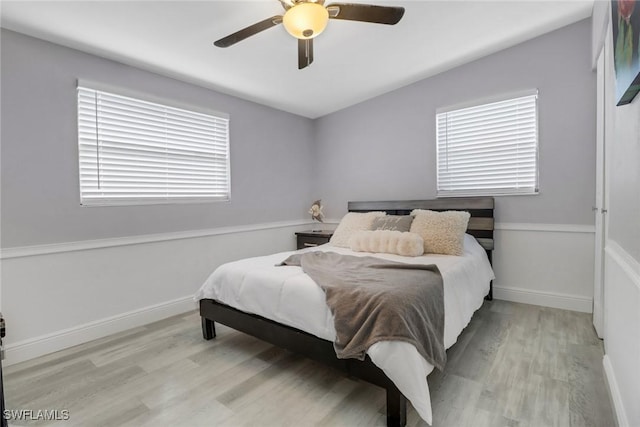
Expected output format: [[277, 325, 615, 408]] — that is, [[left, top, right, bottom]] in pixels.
[[326, 3, 404, 25], [214, 16, 283, 48], [298, 38, 314, 70]]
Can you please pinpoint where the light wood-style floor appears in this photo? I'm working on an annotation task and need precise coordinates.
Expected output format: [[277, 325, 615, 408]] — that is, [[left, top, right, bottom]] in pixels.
[[5, 300, 615, 427]]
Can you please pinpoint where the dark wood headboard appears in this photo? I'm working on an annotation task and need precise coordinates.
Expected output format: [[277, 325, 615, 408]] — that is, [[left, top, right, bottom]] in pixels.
[[347, 197, 495, 253]]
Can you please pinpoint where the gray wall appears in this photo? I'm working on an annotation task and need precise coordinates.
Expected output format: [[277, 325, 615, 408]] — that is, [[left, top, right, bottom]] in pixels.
[[1, 30, 315, 248], [313, 19, 596, 225], [1, 19, 599, 249]]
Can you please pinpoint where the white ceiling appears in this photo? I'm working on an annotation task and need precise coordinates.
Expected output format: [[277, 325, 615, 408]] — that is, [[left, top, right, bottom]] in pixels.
[[1, 0, 593, 118]]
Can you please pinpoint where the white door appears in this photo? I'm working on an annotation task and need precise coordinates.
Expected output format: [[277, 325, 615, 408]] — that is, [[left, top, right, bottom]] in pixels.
[[593, 24, 615, 339], [593, 48, 605, 338]]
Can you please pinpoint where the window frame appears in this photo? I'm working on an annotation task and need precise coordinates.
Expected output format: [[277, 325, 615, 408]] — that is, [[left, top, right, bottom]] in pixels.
[[435, 90, 540, 198], [76, 80, 231, 207]]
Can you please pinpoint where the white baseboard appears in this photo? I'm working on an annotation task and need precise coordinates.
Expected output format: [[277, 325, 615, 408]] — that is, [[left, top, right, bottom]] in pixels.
[[603, 354, 629, 427], [493, 285, 592, 313], [4, 295, 196, 366]]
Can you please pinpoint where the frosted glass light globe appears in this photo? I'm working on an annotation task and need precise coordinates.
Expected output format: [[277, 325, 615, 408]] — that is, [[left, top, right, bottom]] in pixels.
[[283, 3, 329, 39]]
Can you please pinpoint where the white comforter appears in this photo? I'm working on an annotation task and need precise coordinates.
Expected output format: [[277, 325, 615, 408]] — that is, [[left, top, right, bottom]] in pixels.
[[195, 234, 494, 424]]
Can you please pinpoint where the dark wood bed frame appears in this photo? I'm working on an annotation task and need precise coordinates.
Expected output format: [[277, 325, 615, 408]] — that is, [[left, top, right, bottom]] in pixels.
[[200, 197, 494, 426]]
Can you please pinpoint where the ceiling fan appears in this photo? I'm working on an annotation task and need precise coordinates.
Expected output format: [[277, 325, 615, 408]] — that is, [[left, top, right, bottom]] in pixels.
[[214, 0, 405, 69]]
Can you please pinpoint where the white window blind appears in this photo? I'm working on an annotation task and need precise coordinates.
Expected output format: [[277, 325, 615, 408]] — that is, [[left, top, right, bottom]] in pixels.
[[77, 85, 230, 206], [436, 92, 538, 197]]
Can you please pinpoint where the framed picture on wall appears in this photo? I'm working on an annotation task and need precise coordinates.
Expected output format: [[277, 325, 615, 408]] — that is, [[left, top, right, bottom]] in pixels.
[[612, 0, 640, 105]]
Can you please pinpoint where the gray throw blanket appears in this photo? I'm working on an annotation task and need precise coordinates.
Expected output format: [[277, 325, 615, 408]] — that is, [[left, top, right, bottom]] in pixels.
[[278, 251, 446, 371]]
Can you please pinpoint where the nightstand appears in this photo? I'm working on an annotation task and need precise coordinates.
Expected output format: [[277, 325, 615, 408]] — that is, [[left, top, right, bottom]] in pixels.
[[295, 230, 334, 249]]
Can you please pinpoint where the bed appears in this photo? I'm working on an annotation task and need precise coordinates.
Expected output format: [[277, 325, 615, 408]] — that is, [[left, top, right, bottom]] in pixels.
[[197, 197, 495, 426]]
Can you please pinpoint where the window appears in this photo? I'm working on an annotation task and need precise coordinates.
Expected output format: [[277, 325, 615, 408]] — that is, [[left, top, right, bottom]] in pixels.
[[436, 91, 538, 197], [77, 83, 230, 206]]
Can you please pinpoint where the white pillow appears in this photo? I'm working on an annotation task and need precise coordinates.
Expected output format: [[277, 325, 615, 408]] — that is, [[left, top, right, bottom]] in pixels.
[[349, 230, 424, 257], [410, 209, 470, 256], [329, 211, 386, 248]]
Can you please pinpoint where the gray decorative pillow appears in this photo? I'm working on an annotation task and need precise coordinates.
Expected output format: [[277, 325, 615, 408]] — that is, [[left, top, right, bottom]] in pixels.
[[371, 215, 413, 232]]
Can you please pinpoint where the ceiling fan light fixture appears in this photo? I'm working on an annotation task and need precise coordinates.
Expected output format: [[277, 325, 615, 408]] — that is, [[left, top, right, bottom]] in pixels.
[[283, 2, 329, 39]]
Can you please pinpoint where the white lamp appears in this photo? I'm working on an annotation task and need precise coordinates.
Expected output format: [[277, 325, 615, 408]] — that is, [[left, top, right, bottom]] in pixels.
[[282, 3, 329, 39]]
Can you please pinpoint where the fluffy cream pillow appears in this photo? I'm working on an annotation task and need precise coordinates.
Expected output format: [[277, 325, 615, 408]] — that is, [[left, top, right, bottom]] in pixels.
[[349, 230, 424, 257], [329, 212, 386, 248], [410, 210, 470, 256]]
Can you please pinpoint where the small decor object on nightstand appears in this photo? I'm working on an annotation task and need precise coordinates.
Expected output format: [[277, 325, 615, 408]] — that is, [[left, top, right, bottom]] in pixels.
[[308, 199, 324, 231]]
